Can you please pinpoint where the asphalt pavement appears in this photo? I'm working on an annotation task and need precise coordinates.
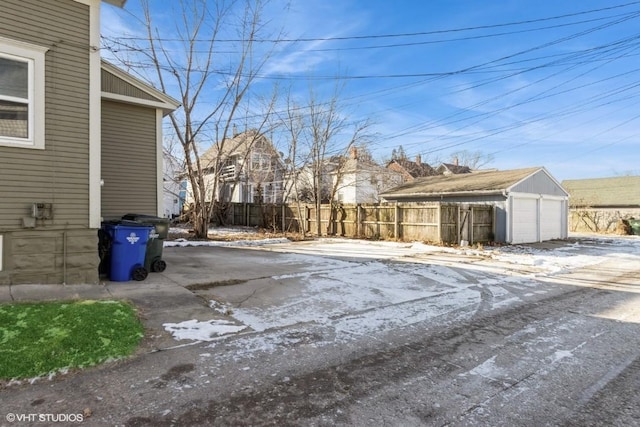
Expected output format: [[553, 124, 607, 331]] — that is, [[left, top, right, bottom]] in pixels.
[[0, 241, 639, 426]]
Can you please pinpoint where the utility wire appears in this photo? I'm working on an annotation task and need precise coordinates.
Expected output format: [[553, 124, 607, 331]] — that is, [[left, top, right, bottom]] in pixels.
[[109, 1, 640, 43]]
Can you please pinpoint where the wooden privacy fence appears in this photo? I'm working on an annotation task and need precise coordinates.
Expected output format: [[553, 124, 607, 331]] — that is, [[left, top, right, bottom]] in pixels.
[[224, 202, 494, 244]]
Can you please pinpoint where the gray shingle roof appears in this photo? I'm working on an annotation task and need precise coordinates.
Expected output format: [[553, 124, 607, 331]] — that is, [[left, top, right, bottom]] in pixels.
[[436, 163, 472, 175], [381, 167, 543, 197], [562, 176, 640, 207], [387, 159, 437, 179]]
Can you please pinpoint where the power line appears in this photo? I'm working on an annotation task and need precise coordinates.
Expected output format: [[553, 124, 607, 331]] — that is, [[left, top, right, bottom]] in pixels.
[[110, 1, 640, 44], [106, 1, 640, 169]]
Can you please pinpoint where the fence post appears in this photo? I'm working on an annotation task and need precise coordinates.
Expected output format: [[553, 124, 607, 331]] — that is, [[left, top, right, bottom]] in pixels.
[[437, 203, 442, 243], [394, 202, 400, 240], [456, 204, 461, 245], [470, 206, 475, 245]]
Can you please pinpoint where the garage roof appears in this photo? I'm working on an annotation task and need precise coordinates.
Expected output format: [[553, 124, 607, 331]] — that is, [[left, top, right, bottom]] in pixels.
[[562, 176, 640, 207], [381, 167, 560, 199]]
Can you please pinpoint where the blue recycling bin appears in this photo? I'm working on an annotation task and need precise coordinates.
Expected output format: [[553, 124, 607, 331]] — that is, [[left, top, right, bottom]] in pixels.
[[101, 221, 154, 282]]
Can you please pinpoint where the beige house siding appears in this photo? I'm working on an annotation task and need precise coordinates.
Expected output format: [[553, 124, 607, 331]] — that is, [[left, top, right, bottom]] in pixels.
[[0, 0, 91, 229], [0, 0, 98, 284], [101, 69, 159, 102], [101, 100, 158, 219]]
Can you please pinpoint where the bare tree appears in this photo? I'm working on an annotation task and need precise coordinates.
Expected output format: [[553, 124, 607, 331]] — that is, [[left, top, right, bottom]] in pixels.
[[277, 91, 309, 236], [570, 196, 604, 232], [279, 85, 370, 236], [448, 150, 494, 170], [105, 0, 278, 238]]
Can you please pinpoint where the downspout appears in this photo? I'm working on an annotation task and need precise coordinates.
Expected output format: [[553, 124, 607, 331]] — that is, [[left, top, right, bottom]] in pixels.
[[88, 0, 102, 229], [63, 231, 67, 285], [538, 193, 543, 242], [503, 190, 510, 243]]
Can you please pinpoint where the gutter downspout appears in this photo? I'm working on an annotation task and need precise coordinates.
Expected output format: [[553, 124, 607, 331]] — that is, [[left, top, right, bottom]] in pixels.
[[503, 190, 510, 244], [63, 231, 67, 285]]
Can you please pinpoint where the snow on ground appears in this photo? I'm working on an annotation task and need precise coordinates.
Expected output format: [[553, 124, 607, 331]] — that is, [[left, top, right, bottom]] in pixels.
[[165, 237, 290, 247], [163, 229, 640, 345], [163, 319, 247, 341], [166, 225, 290, 247]]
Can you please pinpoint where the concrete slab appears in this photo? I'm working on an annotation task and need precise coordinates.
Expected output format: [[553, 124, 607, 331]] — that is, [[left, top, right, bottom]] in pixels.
[[105, 277, 236, 349], [159, 246, 313, 285], [205, 276, 307, 309], [10, 284, 112, 302], [0, 285, 12, 303]]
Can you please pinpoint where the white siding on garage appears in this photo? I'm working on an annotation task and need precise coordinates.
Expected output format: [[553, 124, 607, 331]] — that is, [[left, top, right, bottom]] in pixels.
[[511, 196, 538, 244], [541, 199, 563, 241]]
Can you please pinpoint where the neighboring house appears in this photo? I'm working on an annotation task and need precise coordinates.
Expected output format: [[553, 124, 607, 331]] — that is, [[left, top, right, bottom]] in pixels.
[[0, 0, 179, 285], [194, 129, 285, 204], [562, 176, 640, 233], [381, 167, 569, 244], [335, 148, 404, 204], [386, 155, 437, 182], [285, 148, 404, 204], [162, 150, 186, 218], [436, 160, 472, 175], [283, 160, 333, 204]]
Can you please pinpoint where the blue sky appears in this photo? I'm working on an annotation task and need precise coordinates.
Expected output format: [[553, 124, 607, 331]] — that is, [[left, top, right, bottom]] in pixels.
[[101, 1, 640, 182]]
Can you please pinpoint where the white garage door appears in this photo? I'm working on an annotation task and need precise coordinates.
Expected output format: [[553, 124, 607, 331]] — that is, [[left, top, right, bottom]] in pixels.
[[541, 199, 563, 241], [512, 197, 538, 244]]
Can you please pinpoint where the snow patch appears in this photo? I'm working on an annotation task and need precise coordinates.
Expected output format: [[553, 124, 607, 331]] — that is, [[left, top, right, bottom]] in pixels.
[[163, 319, 247, 341]]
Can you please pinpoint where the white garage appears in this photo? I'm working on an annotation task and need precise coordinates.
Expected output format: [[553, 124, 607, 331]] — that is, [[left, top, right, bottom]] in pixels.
[[381, 167, 569, 244]]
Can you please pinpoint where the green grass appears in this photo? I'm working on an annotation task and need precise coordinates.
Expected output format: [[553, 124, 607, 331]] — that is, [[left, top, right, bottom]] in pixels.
[[0, 300, 144, 380]]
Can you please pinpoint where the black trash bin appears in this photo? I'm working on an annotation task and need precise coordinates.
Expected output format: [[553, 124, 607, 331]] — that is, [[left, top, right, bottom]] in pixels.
[[122, 213, 170, 272], [98, 227, 112, 279]]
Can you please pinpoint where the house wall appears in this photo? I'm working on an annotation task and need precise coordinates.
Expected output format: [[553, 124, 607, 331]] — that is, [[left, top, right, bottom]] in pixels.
[[186, 154, 285, 206], [0, 0, 99, 285], [336, 168, 404, 204], [101, 100, 158, 219], [336, 172, 358, 203], [163, 154, 185, 218]]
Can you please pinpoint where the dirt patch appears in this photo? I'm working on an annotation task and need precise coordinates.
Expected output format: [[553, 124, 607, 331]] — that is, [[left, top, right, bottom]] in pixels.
[[167, 225, 307, 243]]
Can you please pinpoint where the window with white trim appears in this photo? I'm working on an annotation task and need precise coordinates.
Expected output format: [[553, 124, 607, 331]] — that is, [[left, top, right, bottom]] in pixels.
[[0, 37, 47, 149]]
